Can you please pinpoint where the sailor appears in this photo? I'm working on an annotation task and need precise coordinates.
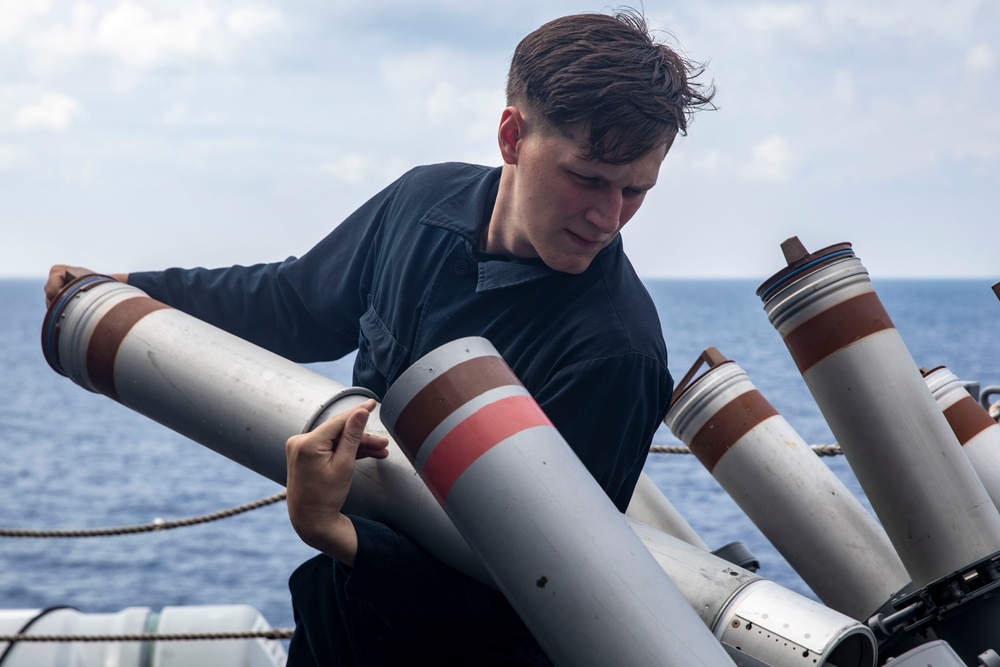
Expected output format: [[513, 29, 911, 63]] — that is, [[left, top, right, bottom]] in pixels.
[[45, 9, 713, 665]]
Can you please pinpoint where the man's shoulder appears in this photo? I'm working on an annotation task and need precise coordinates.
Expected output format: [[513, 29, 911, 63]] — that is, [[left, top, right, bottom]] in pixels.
[[379, 162, 497, 220], [395, 162, 496, 192]]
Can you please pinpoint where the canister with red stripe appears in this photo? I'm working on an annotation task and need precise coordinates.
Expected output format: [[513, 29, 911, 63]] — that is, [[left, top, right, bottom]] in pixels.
[[757, 238, 1000, 589], [664, 347, 909, 621], [924, 365, 1000, 509], [379, 336, 737, 667]]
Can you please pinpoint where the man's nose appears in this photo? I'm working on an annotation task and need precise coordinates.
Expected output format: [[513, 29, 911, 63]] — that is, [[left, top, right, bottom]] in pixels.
[[585, 189, 623, 233]]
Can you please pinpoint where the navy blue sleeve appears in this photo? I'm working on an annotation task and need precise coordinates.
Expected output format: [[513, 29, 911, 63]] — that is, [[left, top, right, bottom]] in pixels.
[[128, 178, 402, 363], [532, 353, 672, 512]]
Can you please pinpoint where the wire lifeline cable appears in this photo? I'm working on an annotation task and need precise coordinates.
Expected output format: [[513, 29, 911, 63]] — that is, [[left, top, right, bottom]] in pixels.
[[0, 628, 295, 644], [0, 491, 288, 538], [651, 443, 844, 457], [0, 445, 852, 539], [0, 446, 849, 539]]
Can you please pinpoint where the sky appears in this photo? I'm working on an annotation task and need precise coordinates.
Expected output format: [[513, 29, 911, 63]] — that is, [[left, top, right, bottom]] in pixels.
[[1, 0, 998, 280]]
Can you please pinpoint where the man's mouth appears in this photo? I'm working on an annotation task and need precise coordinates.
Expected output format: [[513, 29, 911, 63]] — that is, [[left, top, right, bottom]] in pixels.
[[566, 229, 605, 247]]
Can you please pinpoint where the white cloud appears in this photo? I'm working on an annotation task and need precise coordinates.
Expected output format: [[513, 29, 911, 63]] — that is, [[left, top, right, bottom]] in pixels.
[[965, 43, 996, 74], [424, 81, 462, 121], [0, 0, 50, 45], [379, 48, 455, 92], [821, 0, 985, 41], [27, 2, 284, 69], [683, 148, 736, 173], [322, 154, 407, 188], [423, 81, 499, 139], [227, 7, 283, 38], [159, 101, 225, 126], [31, 2, 94, 58], [831, 71, 858, 109], [0, 144, 32, 171], [745, 135, 796, 182], [702, 2, 827, 51], [161, 102, 190, 126], [14, 93, 83, 131], [377, 46, 503, 150], [94, 2, 221, 68], [322, 155, 369, 186], [744, 3, 812, 32]]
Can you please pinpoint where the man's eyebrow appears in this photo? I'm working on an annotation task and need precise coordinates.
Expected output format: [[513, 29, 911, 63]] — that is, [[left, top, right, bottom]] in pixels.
[[568, 161, 657, 190]]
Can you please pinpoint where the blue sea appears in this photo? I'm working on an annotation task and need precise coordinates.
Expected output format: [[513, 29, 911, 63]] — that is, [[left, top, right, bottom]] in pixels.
[[2, 277, 1000, 635]]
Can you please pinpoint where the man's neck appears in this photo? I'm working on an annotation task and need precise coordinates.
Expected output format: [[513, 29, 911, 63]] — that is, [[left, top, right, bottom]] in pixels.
[[482, 165, 515, 256]]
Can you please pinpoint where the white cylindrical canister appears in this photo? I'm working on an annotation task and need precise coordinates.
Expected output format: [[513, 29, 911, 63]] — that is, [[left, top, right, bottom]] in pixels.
[[924, 366, 1000, 511], [757, 238, 1000, 587], [0, 605, 286, 667], [625, 472, 711, 550], [43, 275, 374, 479], [379, 337, 737, 667], [665, 347, 910, 620], [632, 522, 876, 667]]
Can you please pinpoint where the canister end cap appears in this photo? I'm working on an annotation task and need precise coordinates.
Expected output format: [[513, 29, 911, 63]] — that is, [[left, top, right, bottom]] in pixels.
[[669, 346, 731, 408], [756, 238, 855, 302]]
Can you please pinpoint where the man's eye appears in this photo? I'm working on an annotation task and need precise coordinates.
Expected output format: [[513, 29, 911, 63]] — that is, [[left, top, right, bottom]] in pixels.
[[572, 173, 601, 187]]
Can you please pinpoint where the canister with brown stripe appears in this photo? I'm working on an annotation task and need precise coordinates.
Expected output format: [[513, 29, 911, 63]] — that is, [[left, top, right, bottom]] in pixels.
[[40, 274, 495, 581], [924, 365, 1000, 509], [757, 238, 1000, 589], [42, 274, 377, 482], [664, 347, 909, 621], [379, 336, 737, 667]]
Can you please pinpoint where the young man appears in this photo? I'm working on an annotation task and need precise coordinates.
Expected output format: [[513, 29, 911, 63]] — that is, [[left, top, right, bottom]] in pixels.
[[45, 9, 713, 664]]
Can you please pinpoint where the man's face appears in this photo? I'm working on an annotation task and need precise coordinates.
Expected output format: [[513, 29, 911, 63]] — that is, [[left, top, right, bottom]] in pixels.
[[502, 124, 666, 275]]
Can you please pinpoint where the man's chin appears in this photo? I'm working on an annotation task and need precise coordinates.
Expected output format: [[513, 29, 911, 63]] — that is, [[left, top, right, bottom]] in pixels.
[[541, 253, 594, 275]]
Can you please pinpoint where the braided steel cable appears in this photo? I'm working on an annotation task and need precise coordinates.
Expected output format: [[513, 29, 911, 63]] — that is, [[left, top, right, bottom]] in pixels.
[[649, 443, 843, 457], [0, 628, 294, 643], [0, 491, 287, 538], [1, 444, 848, 540]]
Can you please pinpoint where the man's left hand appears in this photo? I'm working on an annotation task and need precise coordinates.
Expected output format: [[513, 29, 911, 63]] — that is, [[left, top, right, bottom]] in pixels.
[[285, 399, 389, 566]]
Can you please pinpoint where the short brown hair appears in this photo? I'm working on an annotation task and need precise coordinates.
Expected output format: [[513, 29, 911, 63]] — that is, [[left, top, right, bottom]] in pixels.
[[506, 9, 715, 164]]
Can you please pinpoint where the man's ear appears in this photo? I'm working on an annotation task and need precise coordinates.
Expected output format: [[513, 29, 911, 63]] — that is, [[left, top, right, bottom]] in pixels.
[[497, 106, 525, 166]]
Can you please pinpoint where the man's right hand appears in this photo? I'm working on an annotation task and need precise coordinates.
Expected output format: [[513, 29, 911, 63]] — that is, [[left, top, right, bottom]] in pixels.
[[44, 265, 129, 308]]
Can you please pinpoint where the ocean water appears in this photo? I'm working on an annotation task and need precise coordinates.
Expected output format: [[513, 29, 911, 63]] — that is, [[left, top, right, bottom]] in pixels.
[[2, 276, 999, 634]]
